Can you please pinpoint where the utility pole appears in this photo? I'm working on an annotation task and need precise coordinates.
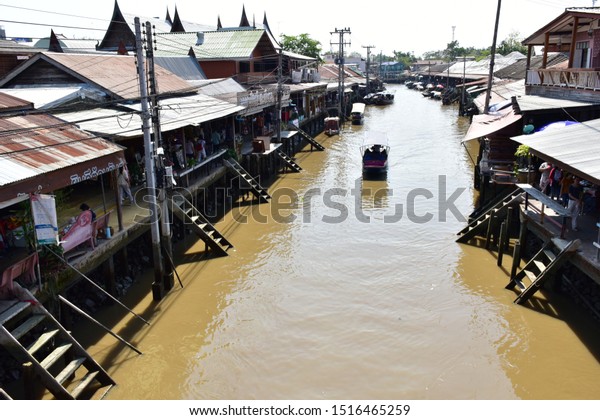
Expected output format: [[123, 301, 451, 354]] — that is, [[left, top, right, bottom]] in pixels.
[[362, 45, 375, 94], [145, 21, 173, 297], [484, 0, 502, 114], [134, 18, 164, 300], [331, 27, 351, 120]]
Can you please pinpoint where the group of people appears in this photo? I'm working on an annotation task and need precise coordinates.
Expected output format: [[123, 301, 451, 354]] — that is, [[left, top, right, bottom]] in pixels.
[[538, 161, 596, 231]]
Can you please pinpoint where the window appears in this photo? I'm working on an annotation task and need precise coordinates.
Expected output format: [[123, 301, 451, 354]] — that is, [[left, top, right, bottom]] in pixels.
[[574, 41, 591, 68]]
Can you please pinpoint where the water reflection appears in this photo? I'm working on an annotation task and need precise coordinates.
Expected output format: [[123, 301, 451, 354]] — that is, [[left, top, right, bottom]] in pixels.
[[360, 178, 390, 211]]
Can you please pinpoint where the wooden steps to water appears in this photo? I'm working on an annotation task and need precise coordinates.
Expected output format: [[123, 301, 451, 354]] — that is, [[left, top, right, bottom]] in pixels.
[[276, 149, 302, 172], [286, 124, 325, 151], [456, 189, 523, 243], [170, 194, 234, 257], [0, 288, 114, 400], [223, 158, 271, 203], [506, 238, 580, 304]]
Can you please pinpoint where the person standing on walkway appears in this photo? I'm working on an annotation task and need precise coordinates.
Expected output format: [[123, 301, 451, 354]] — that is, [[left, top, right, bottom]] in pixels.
[[118, 167, 134, 205], [567, 176, 584, 231], [539, 161, 551, 194]]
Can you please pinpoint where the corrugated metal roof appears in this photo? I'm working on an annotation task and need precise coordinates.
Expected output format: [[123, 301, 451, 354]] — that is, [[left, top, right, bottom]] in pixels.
[[47, 52, 194, 99], [193, 78, 246, 104], [0, 113, 125, 188], [511, 117, 600, 184], [494, 53, 568, 80], [155, 30, 267, 59], [33, 37, 101, 53], [4, 52, 195, 101], [0, 86, 105, 109], [473, 80, 525, 112], [514, 95, 595, 112], [0, 91, 33, 110], [122, 12, 215, 34], [55, 93, 245, 138], [154, 56, 207, 80]]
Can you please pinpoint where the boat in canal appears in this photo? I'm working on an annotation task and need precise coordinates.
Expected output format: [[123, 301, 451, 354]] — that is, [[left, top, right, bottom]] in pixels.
[[364, 91, 394, 105], [360, 131, 390, 174], [350, 102, 366, 125], [324, 116, 340, 136]]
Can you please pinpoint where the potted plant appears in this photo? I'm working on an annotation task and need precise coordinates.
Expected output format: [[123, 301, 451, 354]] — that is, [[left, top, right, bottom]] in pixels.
[[514, 145, 535, 183]]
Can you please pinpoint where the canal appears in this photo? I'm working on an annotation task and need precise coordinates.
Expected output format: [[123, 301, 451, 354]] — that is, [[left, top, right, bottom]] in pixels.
[[82, 86, 600, 399]]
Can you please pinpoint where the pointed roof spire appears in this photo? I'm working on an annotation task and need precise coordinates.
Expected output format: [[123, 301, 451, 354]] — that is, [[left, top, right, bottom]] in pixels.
[[48, 29, 63, 52], [97, 0, 136, 52], [239, 5, 250, 27], [165, 8, 172, 25], [170, 6, 185, 32], [217, 15, 222, 30], [117, 40, 129, 55], [263, 12, 272, 33]]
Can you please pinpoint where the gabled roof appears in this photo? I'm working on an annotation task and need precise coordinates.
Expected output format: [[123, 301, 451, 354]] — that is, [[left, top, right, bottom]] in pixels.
[[0, 52, 194, 101], [522, 7, 600, 45], [155, 29, 275, 60]]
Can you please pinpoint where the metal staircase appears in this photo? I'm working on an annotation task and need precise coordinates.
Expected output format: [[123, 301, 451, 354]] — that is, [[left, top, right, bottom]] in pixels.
[[0, 288, 114, 400], [276, 149, 302, 172], [223, 158, 271, 203], [456, 189, 523, 244], [170, 194, 234, 257], [286, 124, 325, 151], [506, 238, 580, 304]]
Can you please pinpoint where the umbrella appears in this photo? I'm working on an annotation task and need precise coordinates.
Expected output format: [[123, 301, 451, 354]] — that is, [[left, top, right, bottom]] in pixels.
[[537, 120, 579, 132]]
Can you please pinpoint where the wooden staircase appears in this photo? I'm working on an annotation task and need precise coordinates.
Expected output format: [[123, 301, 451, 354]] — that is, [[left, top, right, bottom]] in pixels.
[[223, 158, 271, 203], [456, 189, 523, 244], [276, 149, 302, 172], [506, 238, 580, 304], [170, 194, 234, 257], [0, 287, 114, 400], [286, 124, 325, 151]]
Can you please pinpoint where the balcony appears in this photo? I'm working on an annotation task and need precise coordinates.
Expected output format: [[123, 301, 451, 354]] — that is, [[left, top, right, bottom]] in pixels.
[[525, 68, 600, 102]]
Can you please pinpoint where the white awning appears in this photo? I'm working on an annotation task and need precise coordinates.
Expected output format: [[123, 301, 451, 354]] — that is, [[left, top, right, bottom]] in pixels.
[[510, 118, 600, 184], [462, 108, 522, 143]]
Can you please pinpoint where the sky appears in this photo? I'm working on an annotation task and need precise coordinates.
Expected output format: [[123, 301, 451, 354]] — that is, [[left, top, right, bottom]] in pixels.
[[0, 0, 597, 57]]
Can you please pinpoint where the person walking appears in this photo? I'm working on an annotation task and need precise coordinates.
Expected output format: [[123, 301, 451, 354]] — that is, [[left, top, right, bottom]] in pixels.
[[118, 167, 134, 205]]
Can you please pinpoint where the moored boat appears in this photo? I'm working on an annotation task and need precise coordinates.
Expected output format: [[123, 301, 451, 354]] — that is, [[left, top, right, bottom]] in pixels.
[[324, 116, 340, 136], [350, 102, 366, 125], [360, 132, 390, 174]]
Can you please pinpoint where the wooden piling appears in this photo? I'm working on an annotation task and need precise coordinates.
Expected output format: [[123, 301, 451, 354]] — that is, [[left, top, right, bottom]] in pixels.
[[498, 221, 507, 266], [510, 240, 521, 279]]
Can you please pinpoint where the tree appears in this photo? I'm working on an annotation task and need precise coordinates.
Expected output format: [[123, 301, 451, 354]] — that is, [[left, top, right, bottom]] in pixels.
[[280, 33, 323, 62], [497, 31, 527, 55]]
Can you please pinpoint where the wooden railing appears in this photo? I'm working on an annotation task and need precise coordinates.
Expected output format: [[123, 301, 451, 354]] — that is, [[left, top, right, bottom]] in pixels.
[[526, 68, 600, 90]]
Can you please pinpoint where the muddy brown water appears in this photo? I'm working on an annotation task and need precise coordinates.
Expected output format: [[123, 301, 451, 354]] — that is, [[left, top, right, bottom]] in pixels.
[[76, 87, 600, 400]]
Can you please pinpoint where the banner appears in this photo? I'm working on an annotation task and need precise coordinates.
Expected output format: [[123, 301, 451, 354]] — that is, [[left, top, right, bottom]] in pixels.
[[30, 194, 58, 245]]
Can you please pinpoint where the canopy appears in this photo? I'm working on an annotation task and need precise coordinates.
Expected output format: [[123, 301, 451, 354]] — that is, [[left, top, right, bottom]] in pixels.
[[462, 108, 522, 143], [511, 118, 600, 184]]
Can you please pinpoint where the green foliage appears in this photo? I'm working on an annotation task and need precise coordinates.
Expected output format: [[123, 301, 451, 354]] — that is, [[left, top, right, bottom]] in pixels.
[[497, 31, 527, 56], [280, 33, 323, 62], [514, 144, 531, 158]]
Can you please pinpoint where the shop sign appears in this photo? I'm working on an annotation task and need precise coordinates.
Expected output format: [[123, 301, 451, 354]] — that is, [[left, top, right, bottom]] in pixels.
[[31, 194, 58, 245]]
